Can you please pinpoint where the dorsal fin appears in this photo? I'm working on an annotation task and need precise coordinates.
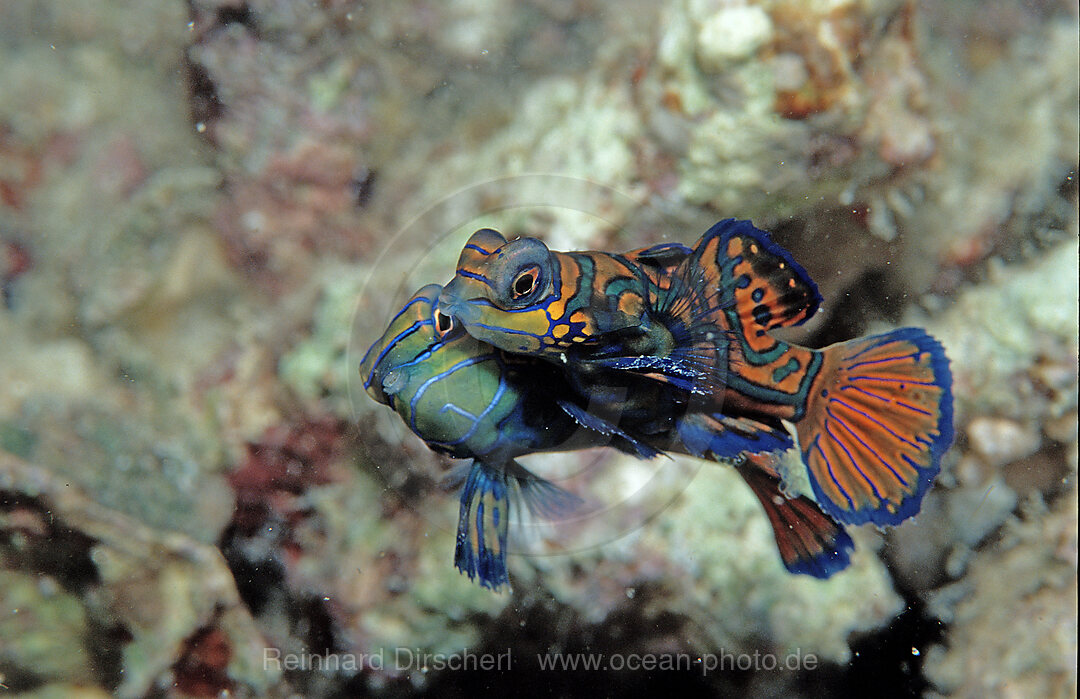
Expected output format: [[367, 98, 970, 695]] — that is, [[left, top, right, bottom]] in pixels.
[[601, 220, 819, 398], [683, 219, 821, 345], [622, 242, 693, 271], [632, 219, 823, 398]]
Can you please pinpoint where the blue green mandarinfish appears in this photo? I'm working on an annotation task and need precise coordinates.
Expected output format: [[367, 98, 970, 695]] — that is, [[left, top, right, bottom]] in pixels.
[[360, 282, 855, 591], [439, 219, 954, 528]]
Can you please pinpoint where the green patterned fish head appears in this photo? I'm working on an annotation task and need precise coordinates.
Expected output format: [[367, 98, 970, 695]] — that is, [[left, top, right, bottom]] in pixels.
[[360, 284, 443, 406], [359, 284, 519, 456]]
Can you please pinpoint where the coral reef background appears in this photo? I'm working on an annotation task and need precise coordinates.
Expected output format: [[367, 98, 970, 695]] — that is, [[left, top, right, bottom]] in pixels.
[[1, 0, 1076, 696]]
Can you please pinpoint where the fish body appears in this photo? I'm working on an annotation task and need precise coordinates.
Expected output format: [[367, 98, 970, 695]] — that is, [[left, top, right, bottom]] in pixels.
[[669, 221, 954, 526], [360, 284, 660, 590], [361, 282, 854, 589], [440, 219, 954, 527], [440, 229, 717, 395]]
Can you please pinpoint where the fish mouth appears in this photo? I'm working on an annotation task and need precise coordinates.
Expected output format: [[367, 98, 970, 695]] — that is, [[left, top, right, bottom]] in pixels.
[[364, 382, 387, 405], [359, 342, 386, 403], [437, 288, 480, 324]]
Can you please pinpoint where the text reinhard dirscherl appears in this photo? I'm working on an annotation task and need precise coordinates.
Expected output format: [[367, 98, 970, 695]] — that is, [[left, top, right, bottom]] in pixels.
[[263, 648, 819, 675]]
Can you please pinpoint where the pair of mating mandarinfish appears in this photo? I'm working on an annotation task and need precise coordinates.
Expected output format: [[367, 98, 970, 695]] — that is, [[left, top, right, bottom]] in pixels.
[[360, 219, 954, 591]]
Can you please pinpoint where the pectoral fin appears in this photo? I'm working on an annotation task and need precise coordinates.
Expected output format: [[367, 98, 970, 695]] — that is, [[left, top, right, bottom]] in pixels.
[[557, 399, 662, 459]]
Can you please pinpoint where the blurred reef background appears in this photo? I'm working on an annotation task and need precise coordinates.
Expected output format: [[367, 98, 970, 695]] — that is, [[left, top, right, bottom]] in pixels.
[[0, 0, 1076, 696]]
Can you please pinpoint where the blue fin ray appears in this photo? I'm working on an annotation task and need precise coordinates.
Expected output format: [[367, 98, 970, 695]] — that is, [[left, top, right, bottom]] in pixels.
[[677, 412, 793, 461], [454, 461, 512, 591], [556, 399, 662, 459]]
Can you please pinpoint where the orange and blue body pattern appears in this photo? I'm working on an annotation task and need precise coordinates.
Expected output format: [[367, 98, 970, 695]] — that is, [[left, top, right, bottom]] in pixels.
[[440, 230, 713, 394], [361, 282, 856, 589], [441, 219, 954, 528]]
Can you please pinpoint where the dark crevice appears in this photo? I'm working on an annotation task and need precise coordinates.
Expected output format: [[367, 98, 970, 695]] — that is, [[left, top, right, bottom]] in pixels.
[[0, 492, 100, 594], [350, 166, 378, 208], [807, 268, 907, 348], [413, 584, 949, 698], [184, 58, 224, 142], [837, 596, 945, 698], [219, 530, 286, 617], [296, 595, 338, 658], [216, 2, 257, 33], [0, 492, 128, 693]]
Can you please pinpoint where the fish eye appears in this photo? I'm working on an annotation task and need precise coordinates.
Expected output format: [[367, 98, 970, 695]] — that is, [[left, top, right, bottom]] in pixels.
[[511, 265, 540, 299], [433, 307, 455, 336], [491, 237, 550, 308]]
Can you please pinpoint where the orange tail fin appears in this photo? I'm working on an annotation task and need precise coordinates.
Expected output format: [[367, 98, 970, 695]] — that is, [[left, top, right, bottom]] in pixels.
[[794, 328, 953, 526]]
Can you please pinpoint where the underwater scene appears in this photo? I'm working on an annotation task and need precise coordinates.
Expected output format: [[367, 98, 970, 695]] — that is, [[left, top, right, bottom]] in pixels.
[[0, 1, 1076, 697]]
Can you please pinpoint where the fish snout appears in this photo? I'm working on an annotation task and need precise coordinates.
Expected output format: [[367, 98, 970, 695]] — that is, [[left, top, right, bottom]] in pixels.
[[364, 379, 388, 405], [437, 285, 479, 324]]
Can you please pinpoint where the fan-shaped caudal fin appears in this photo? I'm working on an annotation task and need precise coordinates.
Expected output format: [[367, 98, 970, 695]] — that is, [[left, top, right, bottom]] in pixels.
[[736, 455, 854, 578], [454, 460, 512, 592], [794, 328, 954, 526]]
